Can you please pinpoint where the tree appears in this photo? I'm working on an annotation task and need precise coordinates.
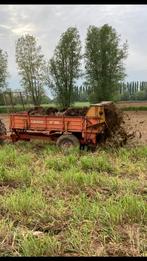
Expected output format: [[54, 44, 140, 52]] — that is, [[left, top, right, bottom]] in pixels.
[[85, 24, 128, 103], [136, 81, 139, 92], [0, 49, 8, 90], [47, 27, 82, 108], [16, 34, 46, 106]]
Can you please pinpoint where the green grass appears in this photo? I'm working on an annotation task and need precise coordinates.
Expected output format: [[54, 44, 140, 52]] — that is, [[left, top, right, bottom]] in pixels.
[[18, 233, 61, 256], [2, 188, 47, 215], [0, 142, 146, 256], [121, 106, 147, 111]]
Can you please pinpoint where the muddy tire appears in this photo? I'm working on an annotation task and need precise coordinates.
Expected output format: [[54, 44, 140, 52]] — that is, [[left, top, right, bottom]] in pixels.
[[0, 120, 6, 144], [56, 134, 80, 151]]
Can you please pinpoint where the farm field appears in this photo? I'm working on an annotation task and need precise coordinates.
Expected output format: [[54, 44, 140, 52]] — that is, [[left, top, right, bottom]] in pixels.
[[0, 142, 146, 256], [0, 101, 147, 256]]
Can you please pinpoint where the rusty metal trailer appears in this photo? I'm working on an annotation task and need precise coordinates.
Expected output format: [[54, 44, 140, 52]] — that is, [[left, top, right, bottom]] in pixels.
[[0, 102, 108, 149]]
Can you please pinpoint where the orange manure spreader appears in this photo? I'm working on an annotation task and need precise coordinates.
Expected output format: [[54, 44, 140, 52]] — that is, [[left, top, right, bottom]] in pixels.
[[0, 98, 114, 150], [0, 91, 122, 150]]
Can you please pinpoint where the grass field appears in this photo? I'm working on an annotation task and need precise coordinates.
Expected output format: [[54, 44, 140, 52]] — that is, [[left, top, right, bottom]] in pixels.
[[0, 141, 146, 256]]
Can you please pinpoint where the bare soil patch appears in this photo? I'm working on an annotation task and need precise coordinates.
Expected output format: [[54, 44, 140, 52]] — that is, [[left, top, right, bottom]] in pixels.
[[123, 111, 147, 145], [117, 101, 147, 108]]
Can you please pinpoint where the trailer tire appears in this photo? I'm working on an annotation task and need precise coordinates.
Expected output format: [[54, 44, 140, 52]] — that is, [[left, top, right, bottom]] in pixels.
[[0, 120, 6, 144], [56, 134, 80, 151]]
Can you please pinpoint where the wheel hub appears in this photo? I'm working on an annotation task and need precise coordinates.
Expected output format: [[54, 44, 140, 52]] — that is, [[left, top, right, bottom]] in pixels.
[[61, 140, 73, 149]]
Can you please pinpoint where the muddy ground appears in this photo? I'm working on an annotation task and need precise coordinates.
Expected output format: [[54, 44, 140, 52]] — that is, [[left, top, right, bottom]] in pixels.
[[122, 111, 147, 145], [0, 110, 146, 145]]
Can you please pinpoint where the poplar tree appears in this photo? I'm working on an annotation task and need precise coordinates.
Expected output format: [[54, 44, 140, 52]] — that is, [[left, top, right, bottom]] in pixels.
[[85, 24, 128, 102]]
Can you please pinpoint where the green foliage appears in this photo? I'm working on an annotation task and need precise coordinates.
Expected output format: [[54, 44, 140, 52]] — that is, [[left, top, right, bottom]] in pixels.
[[119, 82, 147, 101], [16, 34, 46, 106], [121, 106, 147, 111], [120, 90, 131, 101], [48, 27, 82, 108], [131, 89, 147, 101], [41, 94, 52, 104], [85, 24, 128, 103], [0, 49, 8, 90], [75, 85, 89, 102]]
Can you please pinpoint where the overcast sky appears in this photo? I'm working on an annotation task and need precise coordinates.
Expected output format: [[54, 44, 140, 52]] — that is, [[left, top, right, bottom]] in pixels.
[[0, 4, 147, 92]]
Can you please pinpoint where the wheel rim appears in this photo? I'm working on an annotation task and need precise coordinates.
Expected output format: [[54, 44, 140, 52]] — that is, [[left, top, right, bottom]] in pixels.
[[60, 139, 74, 150]]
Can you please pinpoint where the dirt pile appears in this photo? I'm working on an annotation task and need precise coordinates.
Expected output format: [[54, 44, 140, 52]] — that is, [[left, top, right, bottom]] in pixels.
[[28, 106, 46, 115], [28, 106, 89, 116], [63, 107, 89, 116], [101, 102, 139, 147]]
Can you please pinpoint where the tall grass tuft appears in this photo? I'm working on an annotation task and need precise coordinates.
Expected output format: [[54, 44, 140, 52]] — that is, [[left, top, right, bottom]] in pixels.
[[18, 233, 61, 256], [80, 155, 113, 172], [2, 188, 47, 216]]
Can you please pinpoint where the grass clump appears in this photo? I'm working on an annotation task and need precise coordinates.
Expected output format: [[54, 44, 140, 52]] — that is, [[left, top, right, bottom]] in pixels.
[[18, 233, 61, 256], [44, 152, 79, 172], [0, 166, 32, 186], [64, 226, 93, 255], [101, 194, 146, 226], [70, 193, 100, 222], [131, 146, 147, 159], [2, 188, 47, 216], [0, 219, 15, 256], [80, 155, 113, 173]]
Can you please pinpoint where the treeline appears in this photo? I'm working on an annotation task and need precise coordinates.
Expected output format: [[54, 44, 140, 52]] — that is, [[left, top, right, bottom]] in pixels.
[[0, 23, 129, 108], [73, 81, 147, 102], [0, 91, 51, 106], [120, 81, 147, 94], [119, 81, 147, 101]]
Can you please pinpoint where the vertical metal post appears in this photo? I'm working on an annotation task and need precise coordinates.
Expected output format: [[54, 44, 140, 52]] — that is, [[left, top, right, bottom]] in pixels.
[[19, 92, 25, 111], [26, 91, 31, 109], [2, 92, 10, 114], [9, 91, 15, 112]]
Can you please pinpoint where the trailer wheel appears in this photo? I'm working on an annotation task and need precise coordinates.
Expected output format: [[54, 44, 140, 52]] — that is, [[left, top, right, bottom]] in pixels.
[[56, 134, 80, 151], [0, 120, 6, 144]]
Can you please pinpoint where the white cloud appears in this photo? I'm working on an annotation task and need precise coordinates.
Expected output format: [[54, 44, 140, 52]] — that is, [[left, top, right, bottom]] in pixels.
[[11, 24, 36, 35], [0, 4, 147, 88]]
